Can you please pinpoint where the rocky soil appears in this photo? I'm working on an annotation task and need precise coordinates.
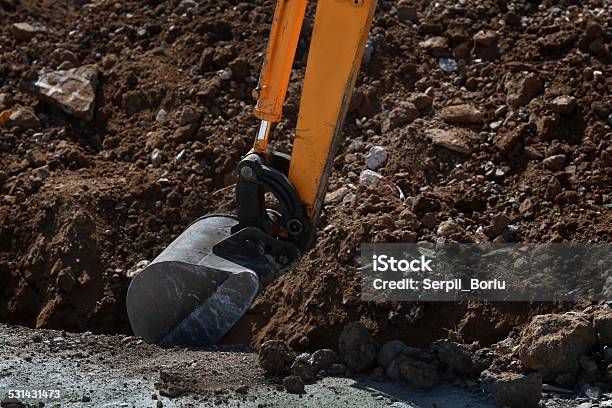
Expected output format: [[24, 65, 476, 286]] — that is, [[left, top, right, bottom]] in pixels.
[[0, 0, 611, 405], [259, 307, 612, 407]]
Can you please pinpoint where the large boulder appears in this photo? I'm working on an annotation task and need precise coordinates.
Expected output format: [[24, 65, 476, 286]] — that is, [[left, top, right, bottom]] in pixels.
[[309, 349, 338, 371], [282, 375, 305, 394], [338, 322, 378, 372], [518, 313, 596, 381], [377, 340, 408, 368], [258, 340, 296, 375], [386, 346, 436, 381], [482, 371, 542, 408], [433, 339, 490, 377], [386, 355, 408, 381], [399, 356, 439, 389]]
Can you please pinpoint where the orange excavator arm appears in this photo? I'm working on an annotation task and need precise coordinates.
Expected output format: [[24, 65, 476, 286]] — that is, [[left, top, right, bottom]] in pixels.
[[252, 0, 378, 224], [252, 0, 308, 151]]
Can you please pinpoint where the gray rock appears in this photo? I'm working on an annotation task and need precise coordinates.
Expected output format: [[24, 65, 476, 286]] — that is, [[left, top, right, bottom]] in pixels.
[[437, 219, 461, 237], [156, 109, 168, 122], [338, 322, 378, 372], [543, 154, 567, 171], [438, 58, 457, 73], [282, 375, 305, 394], [377, 340, 407, 368], [342, 192, 356, 205], [235, 385, 249, 394], [259, 340, 296, 375], [151, 149, 162, 167], [358, 170, 402, 197], [291, 358, 316, 381], [175, 149, 188, 163], [363, 37, 375, 65], [365, 146, 388, 170], [489, 120, 503, 131], [217, 69, 232, 80], [482, 371, 542, 408], [295, 352, 311, 362], [551, 95, 577, 115], [32, 65, 99, 121], [309, 349, 337, 371]]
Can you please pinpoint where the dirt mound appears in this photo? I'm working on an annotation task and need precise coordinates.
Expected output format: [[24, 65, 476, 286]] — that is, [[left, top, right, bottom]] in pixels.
[[1, 0, 610, 348]]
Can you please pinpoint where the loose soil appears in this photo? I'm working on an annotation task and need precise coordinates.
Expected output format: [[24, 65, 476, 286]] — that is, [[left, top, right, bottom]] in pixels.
[[0, 0, 610, 351]]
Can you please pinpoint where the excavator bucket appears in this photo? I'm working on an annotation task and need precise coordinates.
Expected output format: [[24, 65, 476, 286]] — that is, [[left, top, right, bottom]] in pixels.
[[126, 215, 260, 347], [127, 214, 301, 347]]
